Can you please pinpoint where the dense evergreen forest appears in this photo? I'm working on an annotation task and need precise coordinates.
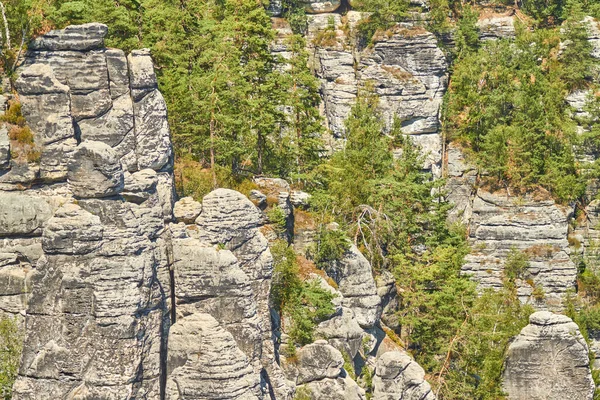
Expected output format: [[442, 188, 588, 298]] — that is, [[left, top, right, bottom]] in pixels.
[[4, 0, 600, 398]]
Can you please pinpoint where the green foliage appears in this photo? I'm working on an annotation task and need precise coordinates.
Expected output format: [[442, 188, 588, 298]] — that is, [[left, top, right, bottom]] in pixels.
[[442, 289, 533, 400], [312, 228, 350, 267], [354, 0, 409, 43], [281, 0, 308, 34], [267, 206, 288, 232], [445, 23, 594, 202], [342, 350, 356, 379], [360, 366, 374, 399], [1, 101, 25, 126], [293, 386, 312, 400], [270, 241, 336, 346], [453, 4, 479, 59], [503, 247, 530, 285], [0, 316, 22, 399], [521, 0, 566, 25]]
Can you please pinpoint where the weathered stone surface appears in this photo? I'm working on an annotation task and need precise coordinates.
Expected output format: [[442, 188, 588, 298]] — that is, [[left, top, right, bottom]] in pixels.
[[375, 270, 401, 333], [267, 0, 283, 16], [165, 313, 261, 400], [476, 13, 515, 41], [373, 351, 435, 400], [132, 89, 172, 170], [13, 196, 169, 400], [302, 0, 341, 13], [502, 311, 594, 400], [67, 141, 124, 198], [294, 341, 344, 385], [316, 307, 365, 359], [173, 196, 202, 224], [172, 238, 261, 362], [249, 189, 267, 209], [461, 188, 576, 307], [445, 143, 476, 224], [42, 203, 103, 255], [4, 24, 178, 400], [305, 13, 447, 173], [302, 375, 366, 400], [324, 244, 382, 328], [0, 125, 9, 169], [290, 190, 311, 208], [121, 168, 158, 203], [0, 193, 52, 237], [29, 23, 108, 51], [15, 63, 76, 182]]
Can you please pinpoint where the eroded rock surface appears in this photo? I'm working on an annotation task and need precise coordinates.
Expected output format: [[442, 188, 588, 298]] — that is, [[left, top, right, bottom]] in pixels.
[[502, 311, 594, 400], [7, 23, 173, 400]]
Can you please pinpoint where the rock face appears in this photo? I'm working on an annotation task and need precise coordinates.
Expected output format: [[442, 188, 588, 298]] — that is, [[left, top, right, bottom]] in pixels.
[[7, 24, 173, 400], [325, 244, 382, 329], [461, 189, 576, 307], [165, 313, 261, 400], [373, 351, 435, 400], [304, 12, 448, 174], [502, 311, 595, 400], [6, 22, 440, 400]]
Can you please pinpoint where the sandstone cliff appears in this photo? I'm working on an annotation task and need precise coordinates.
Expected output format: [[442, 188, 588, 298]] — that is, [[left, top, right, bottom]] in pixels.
[[2, 23, 437, 400]]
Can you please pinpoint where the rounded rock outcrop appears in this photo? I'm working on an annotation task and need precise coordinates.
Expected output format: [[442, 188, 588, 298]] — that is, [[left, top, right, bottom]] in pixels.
[[502, 311, 594, 400]]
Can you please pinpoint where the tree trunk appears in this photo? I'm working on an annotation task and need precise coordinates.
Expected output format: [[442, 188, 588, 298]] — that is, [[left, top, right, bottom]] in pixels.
[[209, 112, 217, 189]]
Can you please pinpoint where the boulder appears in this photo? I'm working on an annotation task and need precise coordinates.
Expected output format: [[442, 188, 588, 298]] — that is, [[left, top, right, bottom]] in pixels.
[[165, 313, 261, 400], [373, 351, 435, 400], [325, 244, 382, 328], [173, 196, 202, 224], [301, 0, 341, 13], [502, 311, 595, 400], [0, 193, 52, 237]]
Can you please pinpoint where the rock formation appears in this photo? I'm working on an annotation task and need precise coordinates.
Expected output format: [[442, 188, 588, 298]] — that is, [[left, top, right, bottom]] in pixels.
[[502, 311, 595, 400], [7, 8, 600, 400], [6, 23, 173, 400]]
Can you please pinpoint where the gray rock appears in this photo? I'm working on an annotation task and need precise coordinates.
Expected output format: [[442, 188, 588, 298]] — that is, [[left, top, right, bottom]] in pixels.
[[42, 203, 103, 255], [302, 376, 366, 400], [128, 49, 158, 93], [373, 351, 435, 400], [267, 0, 283, 16], [13, 198, 169, 400], [67, 141, 124, 198], [172, 238, 261, 361], [0, 193, 52, 237], [301, 0, 341, 13], [316, 307, 365, 359], [173, 196, 202, 224], [121, 168, 158, 203], [325, 244, 382, 328], [294, 341, 344, 385], [461, 188, 576, 307], [165, 313, 261, 400], [305, 13, 447, 173], [249, 189, 267, 209], [28, 23, 108, 51], [375, 270, 401, 333], [132, 86, 172, 171], [0, 125, 8, 170], [15, 63, 76, 182], [290, 190, 311, 208], [105, 48, 130, 99], [502, 311, 594, 400], [476, 14, 515, 41]]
